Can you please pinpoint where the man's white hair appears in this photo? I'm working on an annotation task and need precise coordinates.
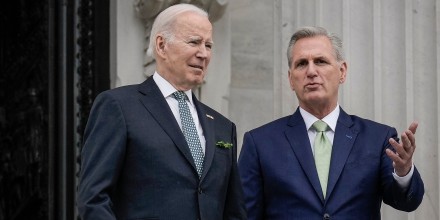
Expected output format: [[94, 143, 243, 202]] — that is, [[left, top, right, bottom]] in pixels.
[[147, 3, 208, 58]]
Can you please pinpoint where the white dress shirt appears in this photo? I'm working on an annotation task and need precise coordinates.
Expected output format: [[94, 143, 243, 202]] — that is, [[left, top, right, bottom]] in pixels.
[[153, 72, 206, 154], [299, 104, 413, 189]]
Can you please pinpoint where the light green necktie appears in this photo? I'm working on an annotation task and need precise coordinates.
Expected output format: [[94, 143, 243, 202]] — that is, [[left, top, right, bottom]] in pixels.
[[313, 120, 332, 197]]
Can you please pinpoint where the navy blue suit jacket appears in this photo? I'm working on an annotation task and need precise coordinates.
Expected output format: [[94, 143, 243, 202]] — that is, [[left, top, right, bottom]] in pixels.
[[238, 108, 424, 220], [77, 77, 246, 220]]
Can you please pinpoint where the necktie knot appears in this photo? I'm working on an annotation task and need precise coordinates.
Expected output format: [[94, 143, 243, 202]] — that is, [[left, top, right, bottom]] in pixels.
[[173, 91, 187, 101], [313, 120, 328, 132]]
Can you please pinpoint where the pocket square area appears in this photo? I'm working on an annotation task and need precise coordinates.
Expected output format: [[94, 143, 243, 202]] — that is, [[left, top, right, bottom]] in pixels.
[[216, 141, 233, 149]]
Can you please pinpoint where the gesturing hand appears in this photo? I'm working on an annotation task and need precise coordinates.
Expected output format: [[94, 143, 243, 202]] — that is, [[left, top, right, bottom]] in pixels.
[[385, 121, 418, 177]]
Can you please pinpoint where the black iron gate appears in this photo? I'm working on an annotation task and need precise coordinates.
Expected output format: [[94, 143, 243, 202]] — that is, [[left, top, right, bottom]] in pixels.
[[0, 0, 109, 219]]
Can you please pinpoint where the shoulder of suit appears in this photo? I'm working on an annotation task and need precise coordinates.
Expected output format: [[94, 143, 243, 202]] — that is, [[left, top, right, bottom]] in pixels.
[[94, 84, 140, 103], [247, 115, 291, 133], [100, 84, 139, 95], [348, 114, 394, 130]]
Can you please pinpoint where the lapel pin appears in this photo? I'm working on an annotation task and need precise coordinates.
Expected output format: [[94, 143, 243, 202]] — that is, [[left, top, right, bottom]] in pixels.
[[345, 134, 352, 139], [206, 114, 214, 119]]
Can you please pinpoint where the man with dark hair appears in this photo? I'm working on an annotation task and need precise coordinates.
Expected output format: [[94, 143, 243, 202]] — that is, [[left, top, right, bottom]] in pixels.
[[238, 26, 424, 219]]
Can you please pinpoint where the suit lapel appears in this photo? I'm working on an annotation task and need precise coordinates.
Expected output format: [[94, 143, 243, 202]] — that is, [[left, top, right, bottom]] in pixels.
[[325, 108, 358, 201], [193, 96, 215, 181], [137, 77, 198, 174], [284, 109, 324, 202]]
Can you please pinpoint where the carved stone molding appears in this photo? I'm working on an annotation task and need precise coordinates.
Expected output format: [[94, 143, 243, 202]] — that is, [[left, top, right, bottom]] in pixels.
[[133, 0, 228, 77]]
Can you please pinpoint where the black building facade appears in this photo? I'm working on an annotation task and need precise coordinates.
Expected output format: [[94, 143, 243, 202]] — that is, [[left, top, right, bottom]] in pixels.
[[0, 0, 109, 219]]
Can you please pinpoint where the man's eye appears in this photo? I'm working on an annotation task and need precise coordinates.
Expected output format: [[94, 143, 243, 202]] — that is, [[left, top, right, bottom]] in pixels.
[[206, 44, 212, 49], [296, 61, 307, 68], [315, 59, 327, 65]]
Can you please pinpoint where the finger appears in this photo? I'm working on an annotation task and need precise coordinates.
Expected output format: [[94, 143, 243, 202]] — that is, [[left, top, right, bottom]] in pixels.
[[385, 148, 402, 164], [400, 132, 412, 151], [404, 130, 416, 151], [395, 133, 416, 164], [408, 121, 418, 135], [402, 126, 417, 157], [405, 124, 417, 147], [389, 137, 407, 158]]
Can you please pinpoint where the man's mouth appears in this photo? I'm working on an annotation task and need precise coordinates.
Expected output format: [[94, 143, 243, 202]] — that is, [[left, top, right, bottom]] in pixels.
[[305, 83, 321, 88], [189, 64, 204, 71]]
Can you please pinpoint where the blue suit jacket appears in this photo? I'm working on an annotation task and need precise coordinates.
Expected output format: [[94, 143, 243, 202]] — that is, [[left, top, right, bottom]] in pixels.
[[77, 77, 246, 220], [238, 108, 424, 220]]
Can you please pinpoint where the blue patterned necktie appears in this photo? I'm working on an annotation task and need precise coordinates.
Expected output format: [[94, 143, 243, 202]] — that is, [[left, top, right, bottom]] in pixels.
[[173, 91, 204, 178], [313, 120, 332, 197]]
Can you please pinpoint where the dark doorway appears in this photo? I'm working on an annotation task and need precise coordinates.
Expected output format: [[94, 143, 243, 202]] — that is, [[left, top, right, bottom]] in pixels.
[[0, 0, 109, 219]]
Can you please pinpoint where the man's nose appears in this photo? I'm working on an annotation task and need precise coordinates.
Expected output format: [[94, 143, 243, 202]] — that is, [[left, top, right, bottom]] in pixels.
[[306, 63, 318, 76], [196, 45, 209, 58]]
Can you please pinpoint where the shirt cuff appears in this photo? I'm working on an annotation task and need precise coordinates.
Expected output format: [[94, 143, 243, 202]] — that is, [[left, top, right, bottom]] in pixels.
[[392, 163, 415, 190]]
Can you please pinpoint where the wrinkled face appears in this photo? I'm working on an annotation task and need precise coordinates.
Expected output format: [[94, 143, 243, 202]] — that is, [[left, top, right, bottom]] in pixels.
[[155, 12, 213, 91], [288, 36, 347, 111]]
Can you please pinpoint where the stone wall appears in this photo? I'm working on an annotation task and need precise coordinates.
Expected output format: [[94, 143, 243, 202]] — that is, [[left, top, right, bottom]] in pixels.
[[112, 0, 439, 218]]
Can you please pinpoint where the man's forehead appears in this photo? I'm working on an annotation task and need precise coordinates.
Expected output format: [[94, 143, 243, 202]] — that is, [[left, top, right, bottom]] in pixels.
[[294, 36, 331, 49], [179, 32, 213, 42], [293, 50, 333, 61], [193, 35, 213, 41], [292, 38, 334, 58]]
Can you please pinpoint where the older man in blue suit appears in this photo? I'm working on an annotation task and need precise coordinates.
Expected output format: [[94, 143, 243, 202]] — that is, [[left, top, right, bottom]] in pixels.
[[238, 26, 424, 219], [77, 4, 246, 220]]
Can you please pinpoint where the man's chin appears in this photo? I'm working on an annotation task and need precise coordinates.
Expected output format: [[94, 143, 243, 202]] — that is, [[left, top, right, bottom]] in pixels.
[[302, 95, 330, 106], [192, 77, 205, 85], [304, 93, 325, 101], [185, 79, 204, 90]]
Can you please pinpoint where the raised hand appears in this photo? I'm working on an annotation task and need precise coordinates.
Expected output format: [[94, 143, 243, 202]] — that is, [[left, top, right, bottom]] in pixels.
[[385, 121, 418, 176]]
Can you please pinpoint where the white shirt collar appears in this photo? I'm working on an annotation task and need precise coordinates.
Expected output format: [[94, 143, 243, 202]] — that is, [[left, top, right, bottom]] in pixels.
[[152, 72, 194, 104], [299, 104, 340, 132]]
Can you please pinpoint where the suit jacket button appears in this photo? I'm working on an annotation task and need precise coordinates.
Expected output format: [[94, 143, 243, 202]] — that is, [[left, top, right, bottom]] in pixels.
[[323, 213, 330, 220], [198, 187, 203, 194]]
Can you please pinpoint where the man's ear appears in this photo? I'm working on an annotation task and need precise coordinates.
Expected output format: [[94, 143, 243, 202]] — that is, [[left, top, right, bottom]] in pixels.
[[339, 61, 347, 84], [155, 35, 166, 58], [288, 70, 295, 91]]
